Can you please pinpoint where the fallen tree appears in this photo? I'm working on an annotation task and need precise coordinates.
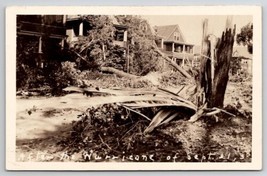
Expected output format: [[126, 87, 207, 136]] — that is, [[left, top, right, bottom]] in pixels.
[[74, 44, 192, 81], [153, 47, 193, 80], [100, 66, 140, 79], [74, 50, 141, 80], [70, 15, 192, 81]]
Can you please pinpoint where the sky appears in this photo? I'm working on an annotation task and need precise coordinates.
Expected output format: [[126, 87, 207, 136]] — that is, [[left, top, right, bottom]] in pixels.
[[142, 15, 252, 46]]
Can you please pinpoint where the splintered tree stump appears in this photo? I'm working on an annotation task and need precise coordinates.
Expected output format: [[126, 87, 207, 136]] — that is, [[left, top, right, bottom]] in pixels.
[[199, 17, 236, 109], [209, 27, 236, 108]]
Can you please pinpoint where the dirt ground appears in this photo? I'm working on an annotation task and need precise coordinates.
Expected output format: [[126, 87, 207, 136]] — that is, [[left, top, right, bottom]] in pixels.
[[15, 78, 252, 162]]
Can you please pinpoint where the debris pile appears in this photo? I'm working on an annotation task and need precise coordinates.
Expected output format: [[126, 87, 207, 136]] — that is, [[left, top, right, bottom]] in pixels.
[[57, 86, 199, 161], [58, 83, 251, 162]]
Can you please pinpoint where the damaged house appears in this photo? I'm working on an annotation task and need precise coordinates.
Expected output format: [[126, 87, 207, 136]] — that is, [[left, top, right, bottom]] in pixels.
[[65, 15, 129, 71]]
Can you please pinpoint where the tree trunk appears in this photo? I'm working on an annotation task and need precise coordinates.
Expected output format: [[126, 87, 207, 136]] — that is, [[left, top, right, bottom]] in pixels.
[[100, 66, 140, 79], [199, 17, 236, 108]]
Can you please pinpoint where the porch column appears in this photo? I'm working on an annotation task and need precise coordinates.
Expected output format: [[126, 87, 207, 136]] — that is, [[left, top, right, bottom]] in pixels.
[[66, 29, 74, 43], [38, 36, 42, 53], [63, 15, 67, 25], [38, 36, 43, 68], [123, 30, 128, 42], [172, 43, 175, 52], [60, 39, 65, 49], [161, 39, 164, 49], [182, 44, 185, 67], [79, 22, 83, 36]]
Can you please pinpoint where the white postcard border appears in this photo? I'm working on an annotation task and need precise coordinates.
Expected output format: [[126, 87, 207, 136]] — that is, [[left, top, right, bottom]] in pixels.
[[6, 6, 262, 170]]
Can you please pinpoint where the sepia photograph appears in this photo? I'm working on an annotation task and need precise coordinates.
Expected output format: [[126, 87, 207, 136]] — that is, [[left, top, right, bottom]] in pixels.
[[6, 6, 262, 170]]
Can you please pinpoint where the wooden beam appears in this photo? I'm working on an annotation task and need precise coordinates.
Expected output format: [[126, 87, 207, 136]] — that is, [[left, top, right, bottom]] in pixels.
[[154, 48, 192, 79]]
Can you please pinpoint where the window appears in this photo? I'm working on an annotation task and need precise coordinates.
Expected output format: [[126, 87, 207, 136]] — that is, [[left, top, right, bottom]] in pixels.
[[174, 32, 180, 41], [115, 30, 124, 41]]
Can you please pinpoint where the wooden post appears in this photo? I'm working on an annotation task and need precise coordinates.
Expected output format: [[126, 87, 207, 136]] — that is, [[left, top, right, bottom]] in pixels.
[[126, 44, 130, 73], [38, 36, 42, 54]]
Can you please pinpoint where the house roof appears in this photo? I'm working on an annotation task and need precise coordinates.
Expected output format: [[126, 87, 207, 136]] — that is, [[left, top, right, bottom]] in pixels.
[[109, 16, 128, 29], [232, 46, 252, 59], [154, 24, 186, 42], [109, 16, 120, 25]]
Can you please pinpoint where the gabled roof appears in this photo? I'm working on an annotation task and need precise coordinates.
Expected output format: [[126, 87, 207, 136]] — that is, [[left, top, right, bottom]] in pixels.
[[109, 16, 128, 29], [109, 16, 120, 25], [154, 24, 186, 42], [232, 46, 252, 59]]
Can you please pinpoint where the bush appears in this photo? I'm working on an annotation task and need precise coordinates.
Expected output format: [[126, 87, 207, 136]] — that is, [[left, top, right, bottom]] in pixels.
[[60, 61, 80, 85], [229, 71, 252, 83], [16, 35, 76, 94]]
